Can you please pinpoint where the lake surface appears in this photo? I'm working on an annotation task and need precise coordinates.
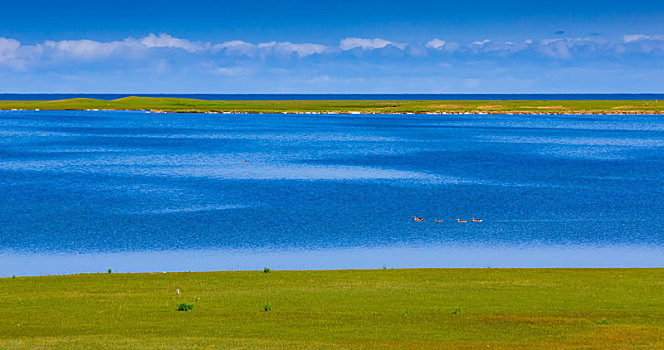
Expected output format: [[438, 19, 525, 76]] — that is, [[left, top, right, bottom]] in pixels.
[[1, 110, 663, 275]]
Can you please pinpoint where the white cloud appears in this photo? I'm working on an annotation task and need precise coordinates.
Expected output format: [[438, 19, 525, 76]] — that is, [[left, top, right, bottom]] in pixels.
[[44, 39, 134, 60], [213, 40, 327, 57], [622, 34, 664, 43], [457, 39, 530, 56], [472, 39, 490, 46], [140, 33, 209, 52], [425, 39, 446, 50], [533, 37, 620, 59], [0, 37, 23, 66], [537, 38, 572, 59], [214, 66, 248, 76], [255, 41, 328, 57], [0, 37, 43, 69], [340, 38, 406, 50], [212, 40, 258, 56], [2, 32, 664, 73], [485, 40, 532, 55], [0, 37, 21, 55], [468, 39, 494, 54], [623, 34, 651, 43], [272, 42, 327, 57], [425, 38, 462, 53], [620, 34, 664, 54]]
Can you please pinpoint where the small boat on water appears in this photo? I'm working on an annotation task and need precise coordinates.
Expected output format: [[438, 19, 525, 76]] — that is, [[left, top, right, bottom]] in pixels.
[[434, 218, 443, 222], [457, 219, 467, 223], [471, 217, 482, 222], [413, 216, 425, 222]]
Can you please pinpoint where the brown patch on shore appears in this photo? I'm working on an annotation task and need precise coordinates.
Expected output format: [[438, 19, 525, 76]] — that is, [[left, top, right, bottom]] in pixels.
[[432, 104, 466, 109], [479, 315, 573, 325], [477, 105, 505, 110], [611, 105, 647, 109], [537, 106, 569, 109], [606, 110, 647, 114], [520, 106, 570, 110]]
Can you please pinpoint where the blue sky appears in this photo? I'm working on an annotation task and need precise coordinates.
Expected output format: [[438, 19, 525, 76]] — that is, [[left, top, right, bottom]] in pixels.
[[1, 0, 663, 93]]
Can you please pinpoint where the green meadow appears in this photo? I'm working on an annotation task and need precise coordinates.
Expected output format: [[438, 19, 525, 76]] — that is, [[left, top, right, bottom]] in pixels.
[[1, 268, 663, 349], [1, 97, 663, 114]]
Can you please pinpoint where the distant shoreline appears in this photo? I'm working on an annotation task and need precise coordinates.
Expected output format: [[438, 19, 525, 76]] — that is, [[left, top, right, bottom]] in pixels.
[[1, 96, 663, 115], [2, 93, 664, 101]]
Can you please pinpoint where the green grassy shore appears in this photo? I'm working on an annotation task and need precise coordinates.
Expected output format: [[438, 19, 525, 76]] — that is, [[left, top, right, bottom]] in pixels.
[[1, 97, 664, 114], [1, 269, 663, 349]]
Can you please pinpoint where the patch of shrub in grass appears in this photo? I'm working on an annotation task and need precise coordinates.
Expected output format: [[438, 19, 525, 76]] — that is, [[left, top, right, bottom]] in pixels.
[[177, 302, 194, 311], [264, 303, 272, 311], [453, 307, 461, 314], [597, 319, 609, 325], [107, 268, 112, 274], [263, 267, 270, 273]]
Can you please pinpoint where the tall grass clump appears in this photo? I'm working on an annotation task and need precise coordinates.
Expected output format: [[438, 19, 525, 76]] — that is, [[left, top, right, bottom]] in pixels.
[[263, 267, 270, 273], [177, 302, 194, 311]]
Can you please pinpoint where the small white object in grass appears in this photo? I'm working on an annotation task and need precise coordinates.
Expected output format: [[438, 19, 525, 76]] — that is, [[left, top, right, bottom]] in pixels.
[[176, 288, 180, 295]]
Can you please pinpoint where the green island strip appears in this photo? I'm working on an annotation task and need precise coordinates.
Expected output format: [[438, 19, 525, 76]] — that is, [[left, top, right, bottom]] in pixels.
[[2, 268, 663, 349], [1, 97, 664, 114]]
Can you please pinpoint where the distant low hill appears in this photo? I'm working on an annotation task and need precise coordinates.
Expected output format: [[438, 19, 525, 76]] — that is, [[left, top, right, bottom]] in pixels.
[[1, 97, 663, 114]]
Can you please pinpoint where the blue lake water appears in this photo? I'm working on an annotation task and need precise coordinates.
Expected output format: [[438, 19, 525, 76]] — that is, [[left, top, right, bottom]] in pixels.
[[1, 110, 663, 276]]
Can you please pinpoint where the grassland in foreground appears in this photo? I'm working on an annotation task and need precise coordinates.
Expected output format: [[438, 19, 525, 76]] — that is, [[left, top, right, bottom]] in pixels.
[[1, 268, 663, 349], [1, 97, 664, 114]]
